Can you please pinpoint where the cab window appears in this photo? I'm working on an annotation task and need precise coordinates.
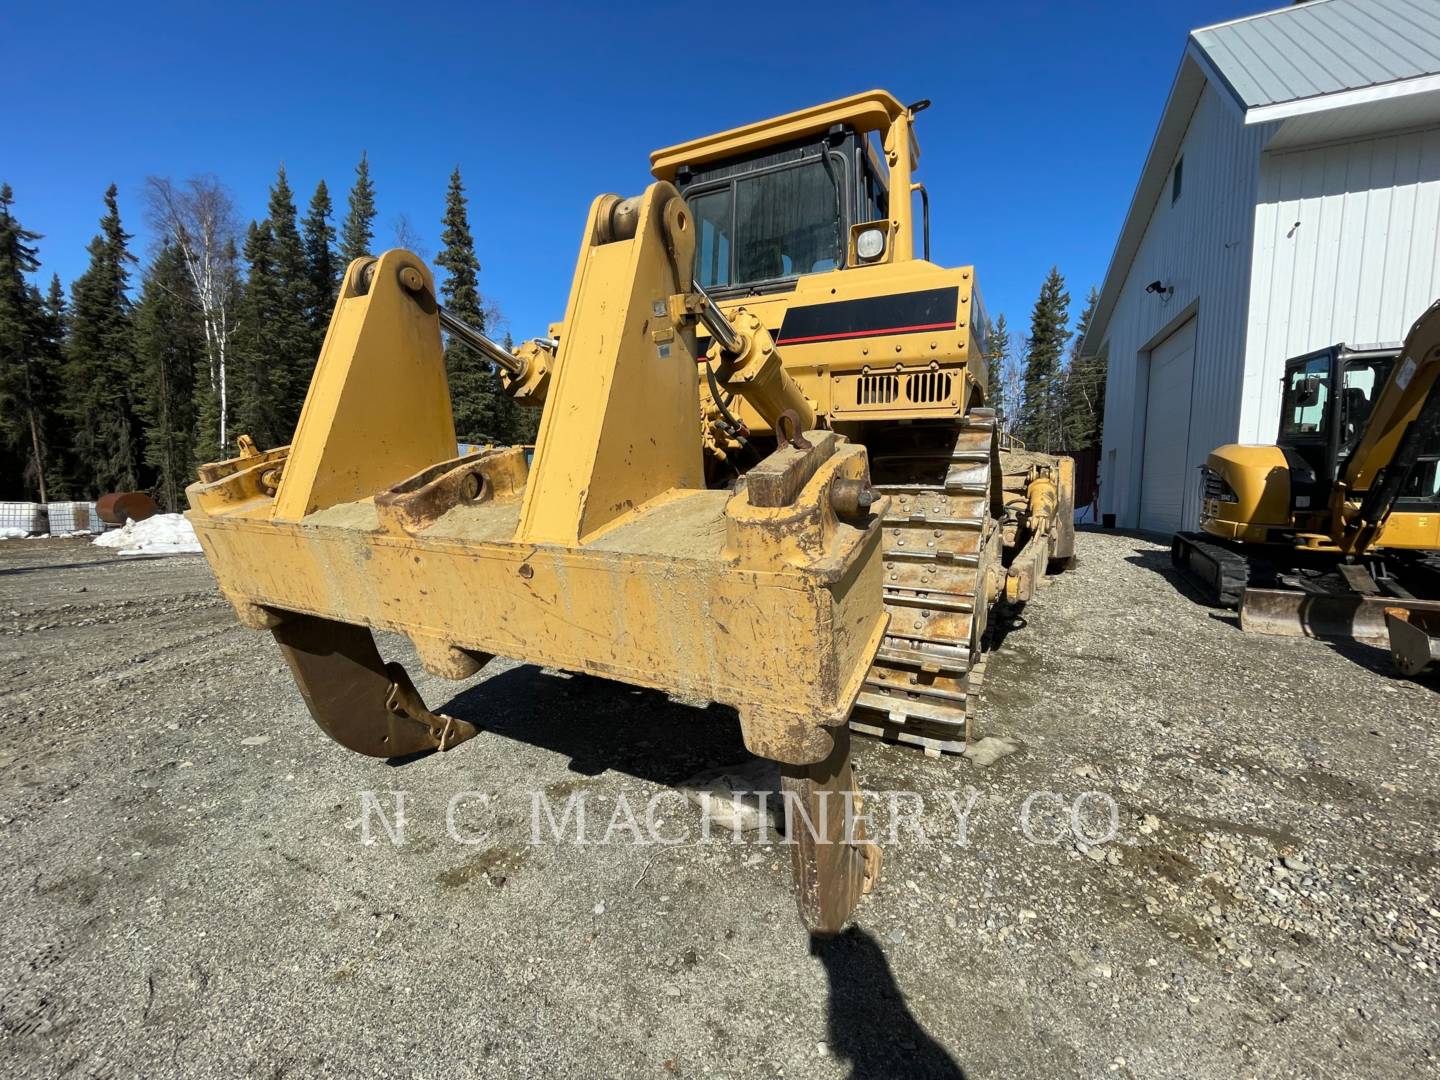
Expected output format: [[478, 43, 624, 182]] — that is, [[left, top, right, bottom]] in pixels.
[[1280, 355, 1330, 438], [733, 158, 844, 282], [686, 151, 846, 290], [1339, 357, 1394, 452], [1399, 423, 1440, 505], [860, 133, 889, 224], [691, 188, 731, 290]]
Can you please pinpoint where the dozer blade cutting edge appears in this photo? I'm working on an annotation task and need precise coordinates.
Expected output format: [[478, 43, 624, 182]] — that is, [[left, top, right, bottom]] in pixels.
[[1384, 606, 1440, 677], [1239, 587, 1440, 647]]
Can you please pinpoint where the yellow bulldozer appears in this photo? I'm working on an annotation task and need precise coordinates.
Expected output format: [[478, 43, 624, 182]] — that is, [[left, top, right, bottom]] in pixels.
[[186, 90, 1074, 931], [1171, 300, 1440, 670]]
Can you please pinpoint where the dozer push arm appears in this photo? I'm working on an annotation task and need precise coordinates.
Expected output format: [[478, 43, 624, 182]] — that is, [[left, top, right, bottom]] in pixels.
[[1335, 299, 1440, 551]]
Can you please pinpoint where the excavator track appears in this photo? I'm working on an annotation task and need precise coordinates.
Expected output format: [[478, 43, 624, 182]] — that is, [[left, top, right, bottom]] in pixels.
[[1171, 532, 1253, 608], [850, 409, 1003, 756]]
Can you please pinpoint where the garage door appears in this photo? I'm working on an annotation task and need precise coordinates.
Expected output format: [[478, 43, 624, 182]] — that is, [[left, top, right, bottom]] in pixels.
[[1139, 317, 1197, 534]]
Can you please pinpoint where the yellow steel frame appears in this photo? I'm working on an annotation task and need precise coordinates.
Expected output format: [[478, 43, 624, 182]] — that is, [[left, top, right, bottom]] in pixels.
[[188, 192, 890, 769]]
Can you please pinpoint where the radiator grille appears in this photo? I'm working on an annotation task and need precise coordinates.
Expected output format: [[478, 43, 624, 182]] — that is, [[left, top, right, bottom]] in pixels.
[[1201, 467, 1238, 506], [905, 371, 953, 404], [1202, 468, 1226, 501], [856, 374, 899, 405]]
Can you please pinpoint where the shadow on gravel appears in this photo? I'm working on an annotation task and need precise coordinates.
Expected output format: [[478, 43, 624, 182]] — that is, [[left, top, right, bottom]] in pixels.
[[812, 927, 966, 1079], [1124, 545, 1221, 606], [0, 555, 179, 575], [440, 665, 750, 785], [1316, 634, 1421, 679]]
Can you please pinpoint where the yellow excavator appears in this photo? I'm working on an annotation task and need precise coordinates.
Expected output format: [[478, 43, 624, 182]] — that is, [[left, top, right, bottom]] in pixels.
[[1172, 300, 1440, 668], [185, 91, 1074, 932]]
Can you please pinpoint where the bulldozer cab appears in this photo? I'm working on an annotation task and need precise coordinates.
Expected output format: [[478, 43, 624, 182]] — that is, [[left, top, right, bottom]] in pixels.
[[651, 91, 925, 297], [671, 129, 887, 293]]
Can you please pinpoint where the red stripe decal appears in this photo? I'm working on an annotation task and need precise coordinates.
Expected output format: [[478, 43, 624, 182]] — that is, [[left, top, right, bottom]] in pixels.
[[776, 321, 956, 345]]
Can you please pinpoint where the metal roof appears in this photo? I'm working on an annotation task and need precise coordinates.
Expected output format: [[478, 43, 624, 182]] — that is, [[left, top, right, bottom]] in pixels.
[[1192, 0, 1440, 110], [1081, 0, 1440, 358]]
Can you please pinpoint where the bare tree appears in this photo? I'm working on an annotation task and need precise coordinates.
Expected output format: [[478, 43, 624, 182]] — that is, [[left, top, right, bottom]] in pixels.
[[145, 176, 240, 451], [999, 353, 1025, 441], [391, 214, 428, 260], [480, 297, 507, 336]]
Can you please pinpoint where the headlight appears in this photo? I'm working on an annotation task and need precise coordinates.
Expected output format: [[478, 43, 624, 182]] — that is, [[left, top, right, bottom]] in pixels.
[[856, 227, 886, 262]]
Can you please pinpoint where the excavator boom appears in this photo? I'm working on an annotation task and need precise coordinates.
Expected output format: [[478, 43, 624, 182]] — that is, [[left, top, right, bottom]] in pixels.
[[1339, 299, 1440, 550]]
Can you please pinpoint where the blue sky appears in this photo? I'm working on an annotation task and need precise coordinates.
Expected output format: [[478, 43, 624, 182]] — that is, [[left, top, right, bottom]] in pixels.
[[3, 0, 1262, 344]]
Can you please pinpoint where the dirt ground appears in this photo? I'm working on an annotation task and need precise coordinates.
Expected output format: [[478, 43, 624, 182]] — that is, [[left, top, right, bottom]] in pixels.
[[0, 529, 1436, 1079]]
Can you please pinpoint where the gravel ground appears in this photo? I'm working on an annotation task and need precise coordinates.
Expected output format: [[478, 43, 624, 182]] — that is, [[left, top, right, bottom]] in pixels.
[[0, 529, 1436, 1079]]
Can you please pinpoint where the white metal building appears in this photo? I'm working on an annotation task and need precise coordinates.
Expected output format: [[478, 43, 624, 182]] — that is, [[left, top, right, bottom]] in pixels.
[[1081, 0, 1440, 534]]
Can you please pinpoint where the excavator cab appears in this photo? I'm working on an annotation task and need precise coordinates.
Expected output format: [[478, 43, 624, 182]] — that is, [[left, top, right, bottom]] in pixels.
[[1274, 344, 1400, 512]]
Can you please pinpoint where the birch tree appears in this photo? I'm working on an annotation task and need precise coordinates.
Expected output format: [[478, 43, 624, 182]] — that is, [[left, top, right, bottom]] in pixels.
[[145, 176, 239, 456]]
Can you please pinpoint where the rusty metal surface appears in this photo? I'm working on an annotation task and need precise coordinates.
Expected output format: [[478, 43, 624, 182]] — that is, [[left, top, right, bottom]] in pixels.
[[780, 725, 880, 934], [1239, 588, 1440, 645], [1384, 606, 1440, 677], [271, 613, 478, 758], [374, 446, 528, 534], [97, 492, 160, 525]]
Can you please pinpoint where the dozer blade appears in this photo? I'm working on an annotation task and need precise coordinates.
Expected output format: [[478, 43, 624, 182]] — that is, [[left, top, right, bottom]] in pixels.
[[1239, 588, 1440, 647], [1385, 606, 1440, 677], [272, 614, 479, 758], [781, 725, 881, 935]]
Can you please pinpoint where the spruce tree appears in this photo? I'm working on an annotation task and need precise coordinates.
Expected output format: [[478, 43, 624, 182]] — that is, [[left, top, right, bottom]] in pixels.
[[339, 151, 377, 268], [1018, 267, 1071, 452], [302, 179, 338, 336], [38, 275, 69, 497], [0, 185, 54, 500], [134, 243, 203, 510], [1061, 286, 1104, 451], [436, 167, 504, 441], [266, 167, 313, 426], [64, 184, 141, 495], [499, 330, 540, 442], [232, 221, 288, 448], [985, 312, 1010, 420]]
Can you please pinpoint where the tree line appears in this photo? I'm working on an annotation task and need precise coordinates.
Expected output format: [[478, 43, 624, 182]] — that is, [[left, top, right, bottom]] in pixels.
[[983, 268, 1107, 455], [0, 157, 535, 509]]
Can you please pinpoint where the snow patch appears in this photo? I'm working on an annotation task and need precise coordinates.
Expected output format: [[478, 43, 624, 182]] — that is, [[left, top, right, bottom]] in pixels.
[[92, 513, 201, 556]]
